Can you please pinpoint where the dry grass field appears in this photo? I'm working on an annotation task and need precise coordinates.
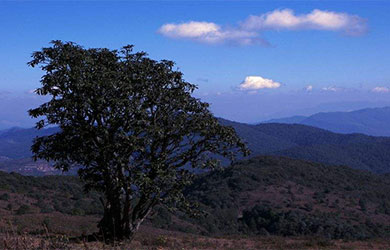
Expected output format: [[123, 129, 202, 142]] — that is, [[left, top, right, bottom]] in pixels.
[[2, 225, 390, 250]]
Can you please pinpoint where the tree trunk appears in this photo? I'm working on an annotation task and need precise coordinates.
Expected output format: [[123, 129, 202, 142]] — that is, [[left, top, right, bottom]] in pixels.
[[98, 192, 157, 242], [98, 194, 125, 241], [127, 206, 154, 241]]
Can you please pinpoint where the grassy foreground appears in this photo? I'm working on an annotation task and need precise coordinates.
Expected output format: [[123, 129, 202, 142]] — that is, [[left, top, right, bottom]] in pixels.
[[2, 226, 390, 250]]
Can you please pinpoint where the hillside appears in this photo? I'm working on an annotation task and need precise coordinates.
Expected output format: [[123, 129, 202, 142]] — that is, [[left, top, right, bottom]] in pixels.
[[1, 121, 390, 174], [221, 120, 390, 173], [0, 127, 58, 159], [263, 107, 390, 136], [1, 156, 390, 241], [180, 156, 390, 239]]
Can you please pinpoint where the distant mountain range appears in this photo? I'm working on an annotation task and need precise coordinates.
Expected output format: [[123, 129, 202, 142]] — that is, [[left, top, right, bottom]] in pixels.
[[0, 127, 58, 159], [0, 127, 64, 175], [1, 119, 390, 174], [219, 119, 390, 174], [262, 106, 390, 136]]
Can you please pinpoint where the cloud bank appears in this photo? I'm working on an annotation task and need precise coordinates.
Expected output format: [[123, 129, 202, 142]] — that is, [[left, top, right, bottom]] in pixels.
[[158, 9, 367, 45], [239, 76, 281, 90], [158, 21, 265, 45], [242, 9, 367, 35]]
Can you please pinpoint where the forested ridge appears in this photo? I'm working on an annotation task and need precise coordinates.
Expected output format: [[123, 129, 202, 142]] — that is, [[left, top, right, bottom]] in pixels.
[[2, 121, 390, 174]]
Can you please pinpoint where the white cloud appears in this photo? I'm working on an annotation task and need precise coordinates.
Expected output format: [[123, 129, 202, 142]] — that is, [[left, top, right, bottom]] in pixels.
[[239, 76, 281, 90], [322, 86, 341, 92], [305, 85, 313, 92], [159, 9, 367, 46], [159, 21, 219, 38], [372, 87, 390, 93], [241, 9, 367, 35], [158, 21, 264, 45]]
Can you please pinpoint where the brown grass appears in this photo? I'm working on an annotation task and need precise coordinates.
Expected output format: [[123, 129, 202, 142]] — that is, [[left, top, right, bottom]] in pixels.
[[1, 210, 390, 249], [2, 225, 390, 250]]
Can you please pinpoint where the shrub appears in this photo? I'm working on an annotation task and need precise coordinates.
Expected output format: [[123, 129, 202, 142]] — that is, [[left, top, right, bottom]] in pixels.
[[16, 204, 31, 215], [0, 193, 10, 201]]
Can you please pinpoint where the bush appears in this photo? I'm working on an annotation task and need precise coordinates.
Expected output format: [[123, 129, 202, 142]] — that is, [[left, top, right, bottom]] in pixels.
[[16, 204, 31, 215], [71, 208, 85, 216], [0, 193, 10, 201]]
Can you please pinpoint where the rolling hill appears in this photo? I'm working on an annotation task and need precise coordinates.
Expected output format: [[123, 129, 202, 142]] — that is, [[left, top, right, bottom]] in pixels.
[[220, 119, 390, 173], [262, 106, 390, 136], [1, 120, 390, 174], [1, 156, 390, 240], [0, 127, 58, 159], [180, 156, 390, 239]]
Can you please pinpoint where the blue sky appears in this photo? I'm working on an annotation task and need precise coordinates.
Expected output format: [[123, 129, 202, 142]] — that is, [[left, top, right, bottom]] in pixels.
[[0, 1, 390, 128]]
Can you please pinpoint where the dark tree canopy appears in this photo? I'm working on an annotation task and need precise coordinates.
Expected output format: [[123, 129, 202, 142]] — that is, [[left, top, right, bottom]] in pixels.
[[28, 40, 249, 241]]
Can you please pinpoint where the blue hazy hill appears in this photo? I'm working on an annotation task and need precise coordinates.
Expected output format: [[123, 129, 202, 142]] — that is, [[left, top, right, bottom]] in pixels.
[[1, 119, 390, 174], [263, 107, 390, 136]]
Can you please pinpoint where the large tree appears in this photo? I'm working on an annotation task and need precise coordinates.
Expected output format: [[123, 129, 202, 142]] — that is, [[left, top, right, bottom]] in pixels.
[[28, 41, 249, 241]]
